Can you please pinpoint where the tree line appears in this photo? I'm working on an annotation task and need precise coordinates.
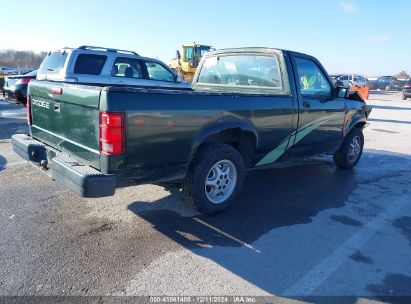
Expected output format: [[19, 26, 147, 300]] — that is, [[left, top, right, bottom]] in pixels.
[[0, 49, 47, 69]]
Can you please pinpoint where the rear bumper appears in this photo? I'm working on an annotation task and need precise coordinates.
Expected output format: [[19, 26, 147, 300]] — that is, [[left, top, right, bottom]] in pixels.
[[11, 134, 116, 198]]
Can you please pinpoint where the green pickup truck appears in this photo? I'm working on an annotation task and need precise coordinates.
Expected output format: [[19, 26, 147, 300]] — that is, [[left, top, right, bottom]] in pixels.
[[12, 47, 371, 214]]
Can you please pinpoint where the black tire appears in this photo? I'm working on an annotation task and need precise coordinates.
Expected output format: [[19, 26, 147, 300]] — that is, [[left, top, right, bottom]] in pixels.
[[402, 95, 407, 100], [182, 143, 245, 215], [333, 128, 364, 169]]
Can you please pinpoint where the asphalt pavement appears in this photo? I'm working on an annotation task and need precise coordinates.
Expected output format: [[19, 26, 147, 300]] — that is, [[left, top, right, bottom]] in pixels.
[[0, 93, 410, 303]]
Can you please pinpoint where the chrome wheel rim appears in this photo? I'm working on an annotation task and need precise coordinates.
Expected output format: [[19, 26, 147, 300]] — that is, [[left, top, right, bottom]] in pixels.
[[204, 159, 237, 204], [348, 136, 361, 163]]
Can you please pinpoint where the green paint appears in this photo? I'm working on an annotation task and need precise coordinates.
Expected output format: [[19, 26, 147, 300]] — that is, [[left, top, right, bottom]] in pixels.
[[255, 114, 340, 166]]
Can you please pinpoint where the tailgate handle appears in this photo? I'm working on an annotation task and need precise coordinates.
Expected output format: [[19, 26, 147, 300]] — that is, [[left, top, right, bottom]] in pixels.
[[303, 101, 311, 108], [54, 102, 61, 112]]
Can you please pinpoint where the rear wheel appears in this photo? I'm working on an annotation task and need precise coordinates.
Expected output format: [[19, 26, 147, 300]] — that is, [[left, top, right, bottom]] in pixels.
[[333, 128, 364, 169], [402, 95, 407, 100], [182, 143, 245, 215]]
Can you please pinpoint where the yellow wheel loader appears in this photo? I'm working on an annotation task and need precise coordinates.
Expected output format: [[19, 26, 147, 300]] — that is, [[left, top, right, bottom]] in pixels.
[[169, 43, 213, 82]]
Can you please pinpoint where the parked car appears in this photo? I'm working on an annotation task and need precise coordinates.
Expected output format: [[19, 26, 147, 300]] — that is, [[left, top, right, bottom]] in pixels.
[[37, 45, 190, 88], [334, 74, 367, 87], [368, 76, 399, 91], [402, 80, 411, 100], [329, 74, 341, 82], [3, 70, 37, 105], [365, 78, 377, 88], [0, 67, 18, 75], [397, 79, 409, 90], [12, 47, 371, 214], [0, 75, 4, 93]]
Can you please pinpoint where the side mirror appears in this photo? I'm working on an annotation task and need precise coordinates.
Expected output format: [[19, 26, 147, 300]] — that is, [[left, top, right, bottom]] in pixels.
[[335, 86, 348, 98]]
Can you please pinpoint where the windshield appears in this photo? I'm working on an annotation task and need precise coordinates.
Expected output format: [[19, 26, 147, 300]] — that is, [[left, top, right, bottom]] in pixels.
[[25, 70, 37, 76], [198, 46, 211, 57]]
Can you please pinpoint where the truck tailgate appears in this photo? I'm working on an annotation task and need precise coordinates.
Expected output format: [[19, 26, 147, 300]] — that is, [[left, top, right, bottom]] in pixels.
[[29, 81, 102, 169]]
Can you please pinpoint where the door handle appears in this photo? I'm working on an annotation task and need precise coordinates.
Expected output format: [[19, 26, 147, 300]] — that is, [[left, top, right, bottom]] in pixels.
[[303, 101, 311, 108]]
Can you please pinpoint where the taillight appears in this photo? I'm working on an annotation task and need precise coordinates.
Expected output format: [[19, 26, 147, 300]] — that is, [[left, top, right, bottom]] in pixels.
[[16, 78, 32, 85], [51, 87, 63, 95], [26, 96, 31, 125], [99, 112, 125, 155], [404, 84, 411, 89]]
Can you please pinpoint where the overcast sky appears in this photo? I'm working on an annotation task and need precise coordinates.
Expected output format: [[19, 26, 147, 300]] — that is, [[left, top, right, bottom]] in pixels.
[[1, 0, 410, 76]]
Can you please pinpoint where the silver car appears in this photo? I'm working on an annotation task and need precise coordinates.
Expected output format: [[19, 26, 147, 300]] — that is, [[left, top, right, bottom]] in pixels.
[[0, 67, 18, 75], [336, 74, 367, 87], [36, 46, 190, 88]]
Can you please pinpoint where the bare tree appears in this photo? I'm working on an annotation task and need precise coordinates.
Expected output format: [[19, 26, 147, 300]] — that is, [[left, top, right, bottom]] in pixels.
[[396, 71, 410, 79], [0, 49, 47, 70]]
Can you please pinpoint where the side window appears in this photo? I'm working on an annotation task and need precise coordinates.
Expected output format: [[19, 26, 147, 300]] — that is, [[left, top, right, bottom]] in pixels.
[[185, 47, 193, 62], [144, 61, 175, 82], [74, 54, 107, 75], [198, 55, 283, 89], [295, 57, 331, 96], [111, 57, 143, 79]]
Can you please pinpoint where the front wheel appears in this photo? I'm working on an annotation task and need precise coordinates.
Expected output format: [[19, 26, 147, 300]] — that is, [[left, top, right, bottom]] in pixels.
[[182, 143, 245, 215], [402, 95, 407, 100], [333, 128, 364, 169]]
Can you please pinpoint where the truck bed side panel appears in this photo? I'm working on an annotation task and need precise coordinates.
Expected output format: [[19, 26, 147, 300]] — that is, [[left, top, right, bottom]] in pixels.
[[100, 88, 295, 182]]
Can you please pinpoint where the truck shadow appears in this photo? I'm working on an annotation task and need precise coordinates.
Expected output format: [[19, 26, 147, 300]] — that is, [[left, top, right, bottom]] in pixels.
[[129, 158, 352, 249], [0, 117, 28, 141], [0, 99, 28, 140], [128, 150, 411, 297], [0, 154, 7, 171]]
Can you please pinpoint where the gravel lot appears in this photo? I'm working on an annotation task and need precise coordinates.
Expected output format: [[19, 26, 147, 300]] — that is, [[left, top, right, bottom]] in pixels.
[[0, 92, 410, 302]]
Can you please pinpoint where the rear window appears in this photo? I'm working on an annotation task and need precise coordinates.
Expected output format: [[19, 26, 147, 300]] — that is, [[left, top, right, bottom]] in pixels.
[[198, 54, 283, 90], [73, 54, 107, 75], [38, 52, 68, 75]]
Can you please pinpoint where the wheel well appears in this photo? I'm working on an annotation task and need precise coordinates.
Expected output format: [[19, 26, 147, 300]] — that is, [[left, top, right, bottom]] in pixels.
[[200, 128, 257, 168], [354, 121, 366, 129]]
